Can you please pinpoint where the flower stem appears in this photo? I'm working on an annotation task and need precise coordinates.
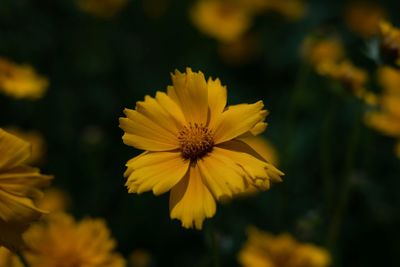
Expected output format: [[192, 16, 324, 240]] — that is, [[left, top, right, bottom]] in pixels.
[[16, 251, 30, 267], [326, 101, 362, 250], [207, 223, 220, 267]]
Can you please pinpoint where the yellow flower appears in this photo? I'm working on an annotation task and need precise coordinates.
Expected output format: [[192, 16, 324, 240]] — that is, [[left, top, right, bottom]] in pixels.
[[242, 136, 278, 166], [190, 0, 252, 43], [239, 227, 331, 267], [365, 67, 400, 139], [0, 247, 21, 267], [301, 37, 344, 68], [119, 68, 283, 229], [0, 129, 52, 251], [0, 58, 48, 100], [317, 60, 367, 95], [23, 213, 125, 267], [344, 2, 386, 38], [36, 188, 70, 213], [4, 128, 46, 165], [379, 20, 400, 67], [129, 249, 152, 267], [218, 34, 260, 66], [377, 66, 400, 96], [77, 0, 127, 18]]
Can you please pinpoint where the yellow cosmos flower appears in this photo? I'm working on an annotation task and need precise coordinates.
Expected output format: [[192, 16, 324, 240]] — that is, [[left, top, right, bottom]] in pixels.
[[129, 249, 152, 267], [377, 66, 400, 96], [77, 0, 127, 18], [317, 60, 368, 96], [4, 128, 46, 166], [379, 20, 400, 67], [301, 37, 344, 68], [344, 2, 386, 38], [36, 188, 70, 213], [119, 68, 283, 229], [0, 247, 21, 267], [239, 227, 331, 267], [23, 213, 125, 267], [0, 58, 48, 100], [190, 0, 252, 43], [0, 129, 52, 251]]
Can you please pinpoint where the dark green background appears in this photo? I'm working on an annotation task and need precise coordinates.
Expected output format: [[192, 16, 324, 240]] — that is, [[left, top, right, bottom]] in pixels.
[[1, 0, 400, 266]]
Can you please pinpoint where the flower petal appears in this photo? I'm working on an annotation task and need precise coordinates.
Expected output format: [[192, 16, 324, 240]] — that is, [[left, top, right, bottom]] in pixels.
[[212, 101, 266, 144], [217, 140, 284, 187], [207, 78, 227, 128], [0, 218, 29, 251], [125, 152, 189, 196], [197, 151, 246, 200], [0, 166, 52, 199], [119, 108, 179, 151], [169, 68, 209, 125], [0, 129, 30, 170], [169, 165, 216, 229]]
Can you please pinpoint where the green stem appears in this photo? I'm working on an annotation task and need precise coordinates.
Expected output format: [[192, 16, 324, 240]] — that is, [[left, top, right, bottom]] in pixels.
[[207, 224, 220, 267], [326, 102, 362, 250], [16, 251, 30, 267], [320, 96, 338, 212]]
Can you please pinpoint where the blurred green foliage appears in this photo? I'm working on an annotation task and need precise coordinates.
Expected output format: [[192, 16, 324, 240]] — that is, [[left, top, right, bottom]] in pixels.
[[1, 0, 400, 266]]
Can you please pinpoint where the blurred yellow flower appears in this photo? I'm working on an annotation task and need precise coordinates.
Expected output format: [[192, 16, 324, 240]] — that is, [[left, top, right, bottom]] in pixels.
[[190, 0, 252, 43], [129, 249, 152, 267], [36, 188, 70, 213], [301, 37, 344, 68], [119, 68, 283, 229], [218, 34, 260, 66], [0, 129, 52, 251], [77, 0, 127, 18], [379, 20, 400, 67], [0, 247, 21, 267], [344, 2, 386, 38], [317, 60, 367, 96], [0, 58, 48, 100], [4, 128, 46, 166], [23, 212, 125, 267], [377, 66, 400, 96], [239, 227, 331, 267]]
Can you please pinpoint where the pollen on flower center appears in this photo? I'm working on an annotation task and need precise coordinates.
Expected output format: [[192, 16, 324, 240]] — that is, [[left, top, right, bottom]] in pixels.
[[178, 123, 214, 161]]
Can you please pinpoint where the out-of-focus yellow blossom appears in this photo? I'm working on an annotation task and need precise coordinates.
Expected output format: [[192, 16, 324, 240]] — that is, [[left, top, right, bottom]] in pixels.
[[190, 0, 252, 43], [0, 247, 21, 267], [377, 67, 400, 96], [365, 67, 400, 157], [344, 2, 386, 38], [23, 212, 125, 267], [0, 129, 52, 251], [142, 0, 168, 19], [301, 37, 344, 68], [218, 34, 260, 65], [77, 0, 127, 18], [36, 188, 70, 213], [4, 128, 46, 166], [0, 58, 48, 100], [239, 227, 331, 267], [317, 60, 368, 96], [119, 68, 283, 229], [379, 21, 400, 67], [129, 249, 152, 267]]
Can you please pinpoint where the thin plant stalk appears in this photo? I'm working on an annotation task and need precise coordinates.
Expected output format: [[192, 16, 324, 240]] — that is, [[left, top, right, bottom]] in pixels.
[[16, 251, 30, 267]]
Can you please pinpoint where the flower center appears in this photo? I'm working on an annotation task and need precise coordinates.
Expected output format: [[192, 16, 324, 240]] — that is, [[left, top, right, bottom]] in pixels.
[[178, 123, 214, 161]]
